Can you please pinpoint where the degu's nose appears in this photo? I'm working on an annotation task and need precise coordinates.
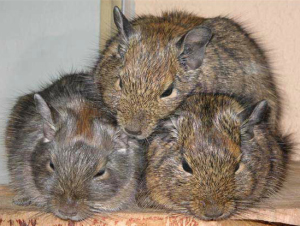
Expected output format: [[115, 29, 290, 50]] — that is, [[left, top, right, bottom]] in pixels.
[[58, 199, 78, 218], [124, 112, 145, 136], [203, 205, 224, 219], [58, 208, 77, 217]]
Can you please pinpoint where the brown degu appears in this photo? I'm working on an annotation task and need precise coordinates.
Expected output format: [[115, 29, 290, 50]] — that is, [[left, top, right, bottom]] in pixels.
[[142, 94, 290, 220], [93, 7, 279, 139], [6, 73, 143, 221]]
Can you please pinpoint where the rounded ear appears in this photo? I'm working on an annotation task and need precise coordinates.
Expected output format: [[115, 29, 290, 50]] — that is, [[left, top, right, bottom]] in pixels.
[[34, 94, 56, 142], [157, 114, 186, 143], [238, 100, 269, 135], [113, 6, 135, 41], [177, 26, 212, 70]]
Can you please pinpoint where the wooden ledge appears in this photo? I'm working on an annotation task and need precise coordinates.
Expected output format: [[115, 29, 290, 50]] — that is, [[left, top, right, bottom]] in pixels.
[[0, 185, 299, 226]]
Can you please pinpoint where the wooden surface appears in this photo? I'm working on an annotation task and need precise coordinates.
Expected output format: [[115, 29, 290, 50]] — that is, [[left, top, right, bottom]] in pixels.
[[0, 186, 300, 226]]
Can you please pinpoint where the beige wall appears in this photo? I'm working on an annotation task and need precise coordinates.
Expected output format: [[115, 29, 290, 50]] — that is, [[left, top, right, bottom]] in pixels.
[[135, 0, 300, 158]]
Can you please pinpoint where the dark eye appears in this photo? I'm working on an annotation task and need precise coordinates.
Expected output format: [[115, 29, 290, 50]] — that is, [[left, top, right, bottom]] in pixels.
[[115, 78, 123, 90], [161, 83, 174, 98], [94, 169, 106, 178], [182, 158, 193, 174], [47, 161, 55, 172], [119, 78, 123, 89], [235, 163, 240, 172]]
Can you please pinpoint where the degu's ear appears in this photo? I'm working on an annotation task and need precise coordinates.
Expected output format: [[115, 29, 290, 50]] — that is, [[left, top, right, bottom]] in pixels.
[[177, 26, 212, 70], [238, 100, 269, 134], [113, 6, 135, 41], [34, 94, 56, 142], [158, 114, 186, 143]]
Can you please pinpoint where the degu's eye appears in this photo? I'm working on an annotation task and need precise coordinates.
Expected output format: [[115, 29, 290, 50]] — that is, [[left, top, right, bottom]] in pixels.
[[182, 158, 193, 174], [115, 78, 123, 91], [94, 168, 106, 178], [47, 160, 55, 172], [161, 83, 175, 98], [235, 162, 244, 174], [234, 163, 240, 172]]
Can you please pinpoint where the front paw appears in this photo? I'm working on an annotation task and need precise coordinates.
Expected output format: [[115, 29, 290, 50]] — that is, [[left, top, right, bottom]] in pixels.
[[13, 195, 32, 206]]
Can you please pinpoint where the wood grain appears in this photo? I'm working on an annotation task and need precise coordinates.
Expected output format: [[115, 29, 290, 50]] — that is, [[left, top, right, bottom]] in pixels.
[[0, 185, 299, 226]]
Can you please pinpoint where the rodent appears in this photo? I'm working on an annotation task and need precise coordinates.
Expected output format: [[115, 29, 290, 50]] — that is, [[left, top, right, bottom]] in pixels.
[[141, 94, 290, 221], [5, 72, 143, 221], [93, 7, 280, 140]]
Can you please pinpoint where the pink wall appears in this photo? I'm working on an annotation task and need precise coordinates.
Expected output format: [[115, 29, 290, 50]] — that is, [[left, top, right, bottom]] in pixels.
[[135, 0, 300, 159]]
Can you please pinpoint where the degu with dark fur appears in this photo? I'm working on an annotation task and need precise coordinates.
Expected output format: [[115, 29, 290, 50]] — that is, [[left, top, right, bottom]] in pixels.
[[142, 94, 290, 220], [6, 73, 143, 221], [93, 7, 279, 140]]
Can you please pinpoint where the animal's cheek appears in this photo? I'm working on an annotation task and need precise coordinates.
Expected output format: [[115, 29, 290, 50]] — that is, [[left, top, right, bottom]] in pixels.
[[156, 101, 181, 118], [147, 165, 186, 208], [222, 201, 237, 218], [102, 89, 121, 109], [234, 170, 254, 199], [146, 166, 168, 203], [34, 172, 56, 195]]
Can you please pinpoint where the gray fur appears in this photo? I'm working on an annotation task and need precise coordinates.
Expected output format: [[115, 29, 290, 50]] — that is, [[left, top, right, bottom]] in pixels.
[[6, 72, 143, 221]]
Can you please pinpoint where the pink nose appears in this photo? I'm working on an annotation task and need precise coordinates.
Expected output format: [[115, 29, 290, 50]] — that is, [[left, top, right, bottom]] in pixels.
[[58, 199, 78, 217]]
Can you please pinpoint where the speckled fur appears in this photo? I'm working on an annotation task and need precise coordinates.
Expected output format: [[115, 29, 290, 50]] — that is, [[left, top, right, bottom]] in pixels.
[[93, 10, 279, 139], [142, 94, 290, 220], [6, 73, 143, 221]]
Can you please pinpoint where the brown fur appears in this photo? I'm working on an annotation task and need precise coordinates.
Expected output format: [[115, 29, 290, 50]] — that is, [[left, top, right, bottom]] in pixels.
[[141, 94, 289, 220], [93, 9, 279, 139], [75, 102, 100, 140]]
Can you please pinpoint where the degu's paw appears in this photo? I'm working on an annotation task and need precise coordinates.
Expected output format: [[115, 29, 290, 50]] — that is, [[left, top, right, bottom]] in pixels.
[[13, 195, 32, 206]]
